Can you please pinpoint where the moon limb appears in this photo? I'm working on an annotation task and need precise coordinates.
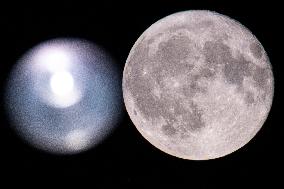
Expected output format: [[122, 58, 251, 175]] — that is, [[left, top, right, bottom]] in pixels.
[[123, 10, 274, 160]]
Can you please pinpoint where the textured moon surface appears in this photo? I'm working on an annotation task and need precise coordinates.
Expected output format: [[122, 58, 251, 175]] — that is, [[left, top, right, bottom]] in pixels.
[[123, 10, 274, 160], [5, 38, 123, 154]]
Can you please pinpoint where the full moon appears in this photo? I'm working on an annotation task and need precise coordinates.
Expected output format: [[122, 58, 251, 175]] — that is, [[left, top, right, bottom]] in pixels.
[[5, 38, 123, 154], [123, 10, 274, 160]]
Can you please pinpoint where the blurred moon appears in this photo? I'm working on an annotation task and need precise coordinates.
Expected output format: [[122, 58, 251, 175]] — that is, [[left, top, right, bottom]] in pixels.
[[5, 38, 123, 154], [123, 10, 274, 160]]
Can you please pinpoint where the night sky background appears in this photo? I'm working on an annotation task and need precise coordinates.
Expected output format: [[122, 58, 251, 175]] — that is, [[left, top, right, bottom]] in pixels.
[[0, 0, 282, 187]]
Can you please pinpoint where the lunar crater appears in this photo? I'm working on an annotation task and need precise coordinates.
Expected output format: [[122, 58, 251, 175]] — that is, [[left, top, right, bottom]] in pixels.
[[250, 42, 263, 59]]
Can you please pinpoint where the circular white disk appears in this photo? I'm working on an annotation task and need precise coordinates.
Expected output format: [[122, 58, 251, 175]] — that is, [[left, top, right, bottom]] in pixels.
[[50, 71, 74, 97], [123, 10, 274, 160], [5, 38, 123, 154]]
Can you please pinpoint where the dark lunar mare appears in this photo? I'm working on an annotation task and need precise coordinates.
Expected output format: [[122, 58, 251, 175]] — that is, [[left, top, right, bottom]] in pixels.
[[125, 33, 207, 136]]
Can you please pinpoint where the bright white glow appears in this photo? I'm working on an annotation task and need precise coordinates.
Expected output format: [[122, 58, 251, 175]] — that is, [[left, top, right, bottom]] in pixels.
[[50, 71, 74, 97], [65, 129, 88, 151], [35, 47, 71, 73], [33, 46, 82, 108], [48, 70, 81, 108]]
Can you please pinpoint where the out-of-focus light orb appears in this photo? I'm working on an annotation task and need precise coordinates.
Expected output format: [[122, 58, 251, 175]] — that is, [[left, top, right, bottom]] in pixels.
[[5, 38, 123, 154]]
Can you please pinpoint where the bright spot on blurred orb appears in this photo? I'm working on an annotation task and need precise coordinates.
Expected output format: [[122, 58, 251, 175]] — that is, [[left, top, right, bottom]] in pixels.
[[50, 71, 74, 97], [5, 38, 123, 154], [39, 47, 71, 72], [65, 129, 89, 151]]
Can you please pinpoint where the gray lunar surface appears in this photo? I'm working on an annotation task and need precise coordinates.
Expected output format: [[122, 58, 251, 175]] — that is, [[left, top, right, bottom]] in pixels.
[[123, 10, 274, 160]]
